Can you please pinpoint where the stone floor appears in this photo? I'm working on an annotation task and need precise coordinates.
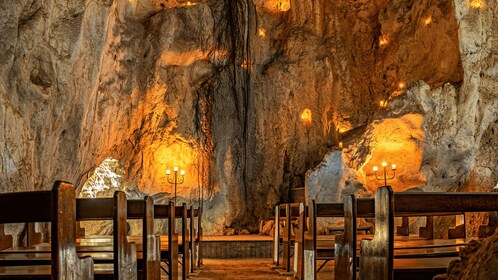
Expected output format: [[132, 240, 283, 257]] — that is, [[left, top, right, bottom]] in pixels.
[[175, 258, 334, 280]]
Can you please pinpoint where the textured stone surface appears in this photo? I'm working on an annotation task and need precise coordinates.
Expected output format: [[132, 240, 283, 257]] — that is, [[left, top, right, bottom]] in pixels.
[[434, 229, 498, 280], [306, 0, 498, 235], [0, 0, 496, 237]]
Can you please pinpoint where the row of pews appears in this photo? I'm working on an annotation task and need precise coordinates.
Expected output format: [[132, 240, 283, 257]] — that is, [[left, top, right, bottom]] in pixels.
[[0, 180, 203, 279], [273, 186, 498, 279]]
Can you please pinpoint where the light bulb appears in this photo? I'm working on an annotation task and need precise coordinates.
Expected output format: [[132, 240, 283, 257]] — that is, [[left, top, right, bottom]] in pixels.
[[180, 170, 185, 176], [373, 166, 378, 172], [174, 166, 178, 172], [166, 170, 171, 175], [392, 164, 397, 170], [382, 162, 387, 167]]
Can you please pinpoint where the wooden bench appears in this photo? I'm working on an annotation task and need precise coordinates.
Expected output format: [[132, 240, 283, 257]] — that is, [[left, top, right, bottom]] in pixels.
[[272, 203, 300, 273], [77, 199, 179, 280], [0, 189, 140, 279], [300, 195, 476, 280], [0, 181, 95, 279], [297, 199, 375, 280], [358, 186, 498, 280]]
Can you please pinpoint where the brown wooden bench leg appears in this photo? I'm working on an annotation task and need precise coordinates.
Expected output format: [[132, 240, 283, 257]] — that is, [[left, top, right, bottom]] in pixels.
[[0, 224, 13, 251], [396, 217, 410, 236], [479, 211, 498, 237], [26, 223, 43, 247], [419, 216, 434, 239]]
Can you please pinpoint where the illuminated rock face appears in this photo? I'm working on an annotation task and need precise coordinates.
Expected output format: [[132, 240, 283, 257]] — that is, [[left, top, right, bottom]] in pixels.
[[0, 0, 496, 235]]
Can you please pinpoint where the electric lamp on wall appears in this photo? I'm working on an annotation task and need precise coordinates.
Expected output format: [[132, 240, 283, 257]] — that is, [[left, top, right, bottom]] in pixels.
[[300, 109, 312, 126]]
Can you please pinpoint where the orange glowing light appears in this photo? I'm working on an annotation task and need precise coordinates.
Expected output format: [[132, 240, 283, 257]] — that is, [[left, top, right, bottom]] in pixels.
[[140, 141, 199, 195], [362, 114, 426, 192], [301, 109, 312, 125], [398, 82, 406, 89], [470, 0, 484, 9], [277, 0, 291, 11], [337, 127, 348, 134], [424, 16, 432, 25], [241, 59, 252, 70], [380, 100, 387, 108], [258, 28, 267, 38], [379, 35, 388, 47]]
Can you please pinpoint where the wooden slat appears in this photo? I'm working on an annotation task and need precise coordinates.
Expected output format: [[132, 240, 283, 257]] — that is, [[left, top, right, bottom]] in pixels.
[[51, 181, 94, 280], [113, 191, 138, 279], [0, 191, 51, 223], [359, 186, 394, 280], [143, 196, 160, 280], [334, 195, 356, 280]]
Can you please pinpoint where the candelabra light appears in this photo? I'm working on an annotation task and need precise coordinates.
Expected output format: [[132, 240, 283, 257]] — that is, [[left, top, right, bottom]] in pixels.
[[373, 162, 396, 186], [166, 166, 185, 204]]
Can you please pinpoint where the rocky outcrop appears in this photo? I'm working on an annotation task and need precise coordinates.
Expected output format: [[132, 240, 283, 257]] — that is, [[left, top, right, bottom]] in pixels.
[[0, 0, 496, 236], [434, 229, 498, 280]]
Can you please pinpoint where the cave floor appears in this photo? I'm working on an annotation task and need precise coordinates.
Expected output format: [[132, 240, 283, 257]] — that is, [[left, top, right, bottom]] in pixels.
[[166, 258, 334, 280]]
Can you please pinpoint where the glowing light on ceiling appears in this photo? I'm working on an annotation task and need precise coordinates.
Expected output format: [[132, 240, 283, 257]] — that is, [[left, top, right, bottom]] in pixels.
[[379, 35, 388, 47], [398, 82, 406, 89], [300, 109, 312, 125], [277, 0, 291, 11], [337, 127, 349, 134], [258, 28, 267, 38], [380, 100, 388, 108], [424, 16, 432, 25], [470, 0, 484, 9], [241, 59, 252, 70]]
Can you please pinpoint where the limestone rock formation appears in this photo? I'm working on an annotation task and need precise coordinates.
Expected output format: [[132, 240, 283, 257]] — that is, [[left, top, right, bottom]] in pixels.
[[306, 0, 497, 232], [0, 0, 496, 237], [434, 229, 498, 280]]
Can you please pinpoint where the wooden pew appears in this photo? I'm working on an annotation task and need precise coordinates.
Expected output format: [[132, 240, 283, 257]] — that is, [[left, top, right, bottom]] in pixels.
[[0, 181, 95, 279], [272, 203, 300, 272], [298, 199, 375, 280], [76, 192, 138, 279], [78, 198, 178, 280], [0, 190, 138, 279], [359, 187, 498, 280]]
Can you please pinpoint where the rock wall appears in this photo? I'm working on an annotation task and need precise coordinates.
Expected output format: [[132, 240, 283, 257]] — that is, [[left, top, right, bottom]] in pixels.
[[0, 0, 496, 235], [306, 0, 498, 235]]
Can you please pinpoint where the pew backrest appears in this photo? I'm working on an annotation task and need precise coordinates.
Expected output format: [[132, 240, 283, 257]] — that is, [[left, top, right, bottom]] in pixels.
[[334, 195, 357, 280], [0, 181, 94, 280]]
